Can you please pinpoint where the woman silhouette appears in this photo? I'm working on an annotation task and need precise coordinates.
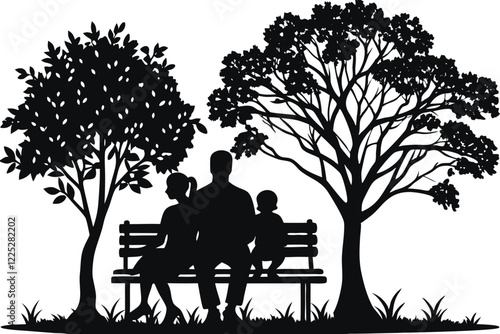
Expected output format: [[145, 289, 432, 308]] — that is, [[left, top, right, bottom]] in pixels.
[[128, 173, 197, 324]]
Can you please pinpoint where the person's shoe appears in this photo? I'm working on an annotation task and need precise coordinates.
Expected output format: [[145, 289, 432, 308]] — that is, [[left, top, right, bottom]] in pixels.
[[205, 308, 222, 325], [223, 307, 240, 323], [128, 303, 151, 321]]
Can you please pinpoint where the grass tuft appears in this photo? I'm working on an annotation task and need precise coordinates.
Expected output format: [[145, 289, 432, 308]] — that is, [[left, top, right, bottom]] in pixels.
[[312, 301, 333, 321], [275, 302, 294, 320], [373, 289, 405, 321], [102, 299, 123, 323], [51, 314, 66, 322], [464, 313, 481, 325], [22, 301, 42, 325], [422, 296, 447, 323], [186, 307, 203, 325], [145, 300, 161, 325], [239, 299, 254, 322]]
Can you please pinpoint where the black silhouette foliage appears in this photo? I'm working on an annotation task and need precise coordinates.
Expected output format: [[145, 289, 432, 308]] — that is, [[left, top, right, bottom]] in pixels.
[[208, 0, 498, 214], [3, 22, 200, 184], [208, 0, 498, 325], [1, 22, 203, 321]]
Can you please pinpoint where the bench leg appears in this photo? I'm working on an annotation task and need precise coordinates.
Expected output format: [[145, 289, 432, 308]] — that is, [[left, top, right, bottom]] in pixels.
[[305, 282, 311, 322], [125, 282, 130, 319], [300, 282, 312, 322], [300, 283, 305, 322]]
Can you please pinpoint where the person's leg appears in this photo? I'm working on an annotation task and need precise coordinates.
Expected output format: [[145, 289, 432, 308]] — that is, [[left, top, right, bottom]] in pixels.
[[268, 255, 285, 278], [195, 251, 221, 322], [252, 248, 263, 278], [224, 246, 252, 320], [156, 282, 186, 325], [128, 276, 153, 320]]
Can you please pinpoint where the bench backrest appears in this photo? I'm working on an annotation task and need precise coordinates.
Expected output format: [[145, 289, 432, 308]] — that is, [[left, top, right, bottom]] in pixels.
[[119, 219, 318, 271]]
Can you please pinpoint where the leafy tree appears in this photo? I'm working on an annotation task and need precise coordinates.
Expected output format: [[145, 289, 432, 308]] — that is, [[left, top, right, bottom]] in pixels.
[[2, 22, 205, 323], [208, 1, 498, 326]]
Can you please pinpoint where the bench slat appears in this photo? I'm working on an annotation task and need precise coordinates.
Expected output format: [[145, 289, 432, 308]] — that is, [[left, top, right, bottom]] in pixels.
[[120, 234, 318, 247], [120, 222, 317, 235], [120, 235, 158, 245], [285, 234, 317, 246], [113, 268, 324, 275], [119, 247, 148, 257], [120, 246, 318, 258], [112, 275, 327, 284], [284, 222, 316, 233], [283, 246, 317, 257], [120, 224, 160, 234]]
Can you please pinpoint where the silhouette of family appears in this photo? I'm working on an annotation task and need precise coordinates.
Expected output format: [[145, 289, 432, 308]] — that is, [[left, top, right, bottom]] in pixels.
[[128, 150, 286, 325]]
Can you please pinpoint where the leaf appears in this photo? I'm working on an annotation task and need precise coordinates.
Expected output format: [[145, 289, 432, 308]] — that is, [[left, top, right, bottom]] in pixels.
[[195, 122, 208, 134], [91, 22, 97, 34], [4, 147, 15, 159], [48, 171, 64, 177], [271, 99, 286, 104], [0, 157, 13, 164], [7, 164, 15, 173], [67, 184, 75, 199], [165, 64, 175, 71], [53, 195, 66, 204], [138, 178, 152, 188], [130, 184, 141, 194], [58, 178, 65, 192], [140, 46, 149, 55], [107, 146, 117, 160], [84, 168, 96, 181], [126, 153, 140, 161], [119, 183, 127, 190], [15, 68, 28, 80], [44, 187, 60, 195]]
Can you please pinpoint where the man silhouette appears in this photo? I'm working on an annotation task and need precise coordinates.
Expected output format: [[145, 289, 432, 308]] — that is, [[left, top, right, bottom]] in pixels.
[[194, 150, 255, 324]]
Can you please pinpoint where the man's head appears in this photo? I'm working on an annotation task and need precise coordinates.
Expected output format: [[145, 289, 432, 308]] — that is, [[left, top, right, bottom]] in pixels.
[[210, 150, 232, 176]]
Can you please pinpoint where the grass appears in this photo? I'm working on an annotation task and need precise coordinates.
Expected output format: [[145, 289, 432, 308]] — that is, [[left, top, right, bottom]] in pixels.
[[102, 300, 123, 323], [275, 303, 294, 320], [145, 300, 161, 325], [373, 289, 405, 321], [422, 296, 447, 323], [312, 301, 333, 321], [186, 307, 203, 325], [3, 297, 497, 334], [464, 313, 481, 325], [21, 301, 42, 325]]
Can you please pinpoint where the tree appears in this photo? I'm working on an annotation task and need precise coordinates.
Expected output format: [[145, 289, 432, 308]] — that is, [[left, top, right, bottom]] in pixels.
[[2, 22, 205, 324], [208, 1, 498, 327]]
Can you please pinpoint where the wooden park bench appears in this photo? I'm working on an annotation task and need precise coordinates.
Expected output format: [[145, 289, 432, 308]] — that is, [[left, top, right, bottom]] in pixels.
[[111, 219, 327, 322]]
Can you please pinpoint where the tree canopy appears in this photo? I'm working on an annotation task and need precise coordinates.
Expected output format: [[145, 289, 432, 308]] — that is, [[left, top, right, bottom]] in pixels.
[[208, 0, 498, 220], [2, 22, 205, 226]]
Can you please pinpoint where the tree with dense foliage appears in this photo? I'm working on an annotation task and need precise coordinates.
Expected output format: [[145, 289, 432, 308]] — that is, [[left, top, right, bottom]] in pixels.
[[208, 1, 498, 326], [2, 22, 205, 324]]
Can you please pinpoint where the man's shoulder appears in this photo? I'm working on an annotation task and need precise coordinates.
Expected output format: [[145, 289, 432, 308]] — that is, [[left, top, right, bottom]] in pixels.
[[198, 181, 251, 197]]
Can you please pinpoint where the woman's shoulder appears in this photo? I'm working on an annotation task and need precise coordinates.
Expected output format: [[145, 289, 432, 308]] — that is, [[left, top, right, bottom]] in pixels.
[[161, 204, 183, 220]]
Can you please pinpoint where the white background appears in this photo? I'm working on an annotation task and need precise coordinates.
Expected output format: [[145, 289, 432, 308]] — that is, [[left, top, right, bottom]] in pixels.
[[0, 0, 499, 333]]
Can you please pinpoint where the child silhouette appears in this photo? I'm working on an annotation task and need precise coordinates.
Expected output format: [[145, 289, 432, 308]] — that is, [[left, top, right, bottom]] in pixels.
[[252, 190, 286, 278]]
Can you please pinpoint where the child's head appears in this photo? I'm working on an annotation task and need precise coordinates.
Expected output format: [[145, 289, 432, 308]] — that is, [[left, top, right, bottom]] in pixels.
[[256, 190, 278, 213]]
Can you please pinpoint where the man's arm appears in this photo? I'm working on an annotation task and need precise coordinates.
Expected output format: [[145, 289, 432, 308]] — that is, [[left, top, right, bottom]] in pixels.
[[240, 191, 256, 245]]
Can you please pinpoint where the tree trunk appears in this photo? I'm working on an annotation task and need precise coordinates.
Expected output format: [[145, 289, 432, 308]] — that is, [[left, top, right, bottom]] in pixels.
[[66, 214, 107, 330], [334, 214, 380, 330]]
